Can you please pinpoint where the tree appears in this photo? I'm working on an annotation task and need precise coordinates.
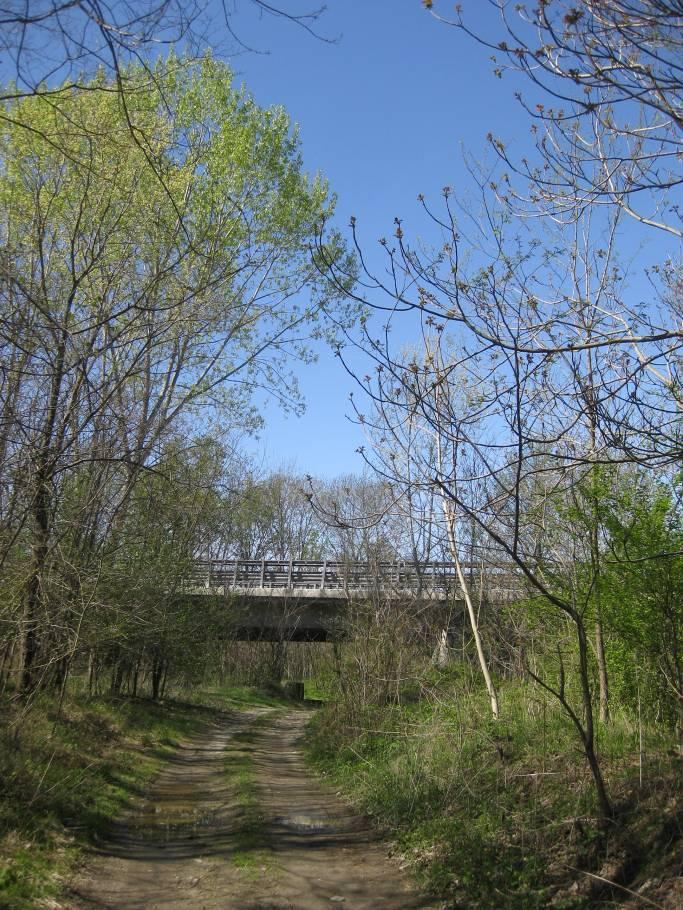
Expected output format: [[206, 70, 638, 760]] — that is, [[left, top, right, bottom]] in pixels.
[[217, 471, 325, 561], [312, 0, 683, 810], [312, 474, 403, 563], [412, 0, 681, 732], [340, 337, 502, 717], [0, 2, 332, 248], [426, 0, 682, 237], [340, 300, 616, 814], [0, 1, 329, 105], [91, 436, 233, 699], [0, 55, 353, 690], [600, 471, 682, 726]]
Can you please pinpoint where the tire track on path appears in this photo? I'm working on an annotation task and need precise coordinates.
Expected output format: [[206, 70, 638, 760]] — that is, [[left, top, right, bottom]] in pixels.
[[66, 707, 434, 910]]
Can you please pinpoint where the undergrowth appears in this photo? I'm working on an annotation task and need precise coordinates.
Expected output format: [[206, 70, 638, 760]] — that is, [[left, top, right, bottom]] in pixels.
[[305, 669, 681, 909]]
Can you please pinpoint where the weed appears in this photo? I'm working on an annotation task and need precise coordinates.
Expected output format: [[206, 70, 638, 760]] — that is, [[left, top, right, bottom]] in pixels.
[[304, 675, 681, 908], [223, 711, 280, 878]]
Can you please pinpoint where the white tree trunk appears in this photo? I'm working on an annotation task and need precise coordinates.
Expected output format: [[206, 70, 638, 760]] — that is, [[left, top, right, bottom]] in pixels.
[[444, 503, 500, 720]]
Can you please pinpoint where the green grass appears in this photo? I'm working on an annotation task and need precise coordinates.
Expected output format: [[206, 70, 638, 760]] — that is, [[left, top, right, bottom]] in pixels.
[[0, 841, 75, 910], [223, 712, 279, 878], [304, 674, 681, 909], [303, 677, 334, 702], [187, 682, 295, 710]]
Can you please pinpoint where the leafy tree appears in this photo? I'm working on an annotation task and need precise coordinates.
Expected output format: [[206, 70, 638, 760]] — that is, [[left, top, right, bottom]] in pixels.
[[0, 55, 354, 690], [600, 473, 683, 725], [91, 436, 233, 698]]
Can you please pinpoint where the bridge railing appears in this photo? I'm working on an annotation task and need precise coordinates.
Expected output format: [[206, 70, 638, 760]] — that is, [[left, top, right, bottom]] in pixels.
[[188, 559, 522, 599]]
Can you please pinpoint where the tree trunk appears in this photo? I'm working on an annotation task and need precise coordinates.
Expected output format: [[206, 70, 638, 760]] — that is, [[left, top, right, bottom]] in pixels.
[[88, 650, 95, 696], [589, 476, 609, 723], [132, 659, 140, 698], [160, 661, 169, 699], [0, 639, 16, 693], [444, 504, 499, 719], [110, 661, 124, 696], [151, 656, 164, 700], [595, 615, 610, 724], [587, 350, 610, 724], [575, 617, 613, 820], [22, 520, 49, 692]]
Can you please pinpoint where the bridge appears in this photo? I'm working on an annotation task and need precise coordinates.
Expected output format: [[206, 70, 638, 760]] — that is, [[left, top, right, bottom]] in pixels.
[[190, 558, 466, 598], [186, 559, 520, 641]]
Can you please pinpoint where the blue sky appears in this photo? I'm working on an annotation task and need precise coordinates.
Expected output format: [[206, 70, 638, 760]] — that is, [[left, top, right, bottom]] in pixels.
[[219, 1, 524, 477], [3, 2, 673, 479]]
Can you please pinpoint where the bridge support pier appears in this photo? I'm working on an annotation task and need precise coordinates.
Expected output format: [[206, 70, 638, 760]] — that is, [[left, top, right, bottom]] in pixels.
[[432, 628, 452, 669]]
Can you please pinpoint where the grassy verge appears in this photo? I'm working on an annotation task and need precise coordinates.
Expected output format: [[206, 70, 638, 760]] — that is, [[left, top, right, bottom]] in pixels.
[[188, 682, 295, 711], [0, 684, 288, 909], [304, 672, 681, 909]]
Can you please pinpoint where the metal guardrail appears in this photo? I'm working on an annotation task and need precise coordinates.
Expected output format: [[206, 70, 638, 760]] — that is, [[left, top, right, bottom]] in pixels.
[[188, 559, 521, 598]]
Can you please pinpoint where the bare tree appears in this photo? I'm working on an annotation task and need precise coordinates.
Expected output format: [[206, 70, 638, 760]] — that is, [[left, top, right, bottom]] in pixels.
[[416, 0, 681, 726], [425, 0, 682, 236], [310, 3, 682, 815], [312, 175, 682, 817], [341, 301, 615, 814], [0, 1, 329, 102]]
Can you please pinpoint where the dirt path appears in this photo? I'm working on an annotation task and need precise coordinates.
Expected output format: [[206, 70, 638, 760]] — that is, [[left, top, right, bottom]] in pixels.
[[66, 709, 434, 910]]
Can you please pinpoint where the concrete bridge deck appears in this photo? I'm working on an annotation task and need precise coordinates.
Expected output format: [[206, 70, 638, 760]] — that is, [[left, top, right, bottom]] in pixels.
[[186, 559, 521, 641], [189, 558, 520, 597]]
